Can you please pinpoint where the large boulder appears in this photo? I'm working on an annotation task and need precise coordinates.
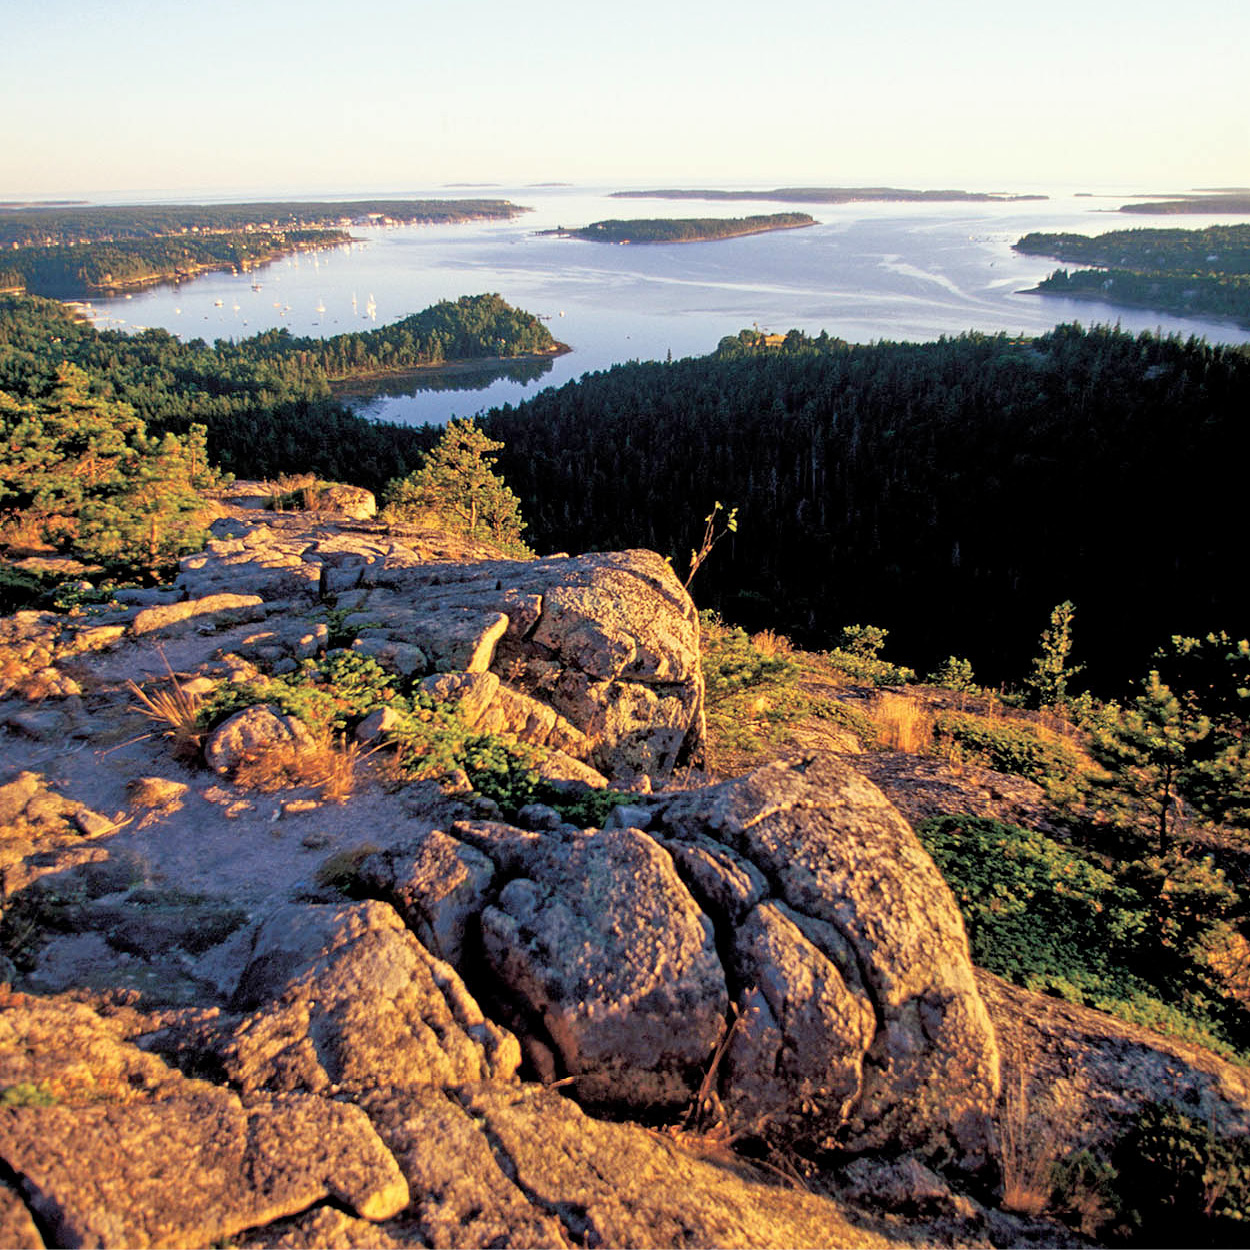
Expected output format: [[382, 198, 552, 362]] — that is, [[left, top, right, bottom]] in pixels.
[[204, 704, 316, 774], [454, 821, 728, 1107], [649, 754, 1002, 1179], [223, 900, 520, 1098], [358, 548, 704, 785], [373, 753, 1000, 1183]]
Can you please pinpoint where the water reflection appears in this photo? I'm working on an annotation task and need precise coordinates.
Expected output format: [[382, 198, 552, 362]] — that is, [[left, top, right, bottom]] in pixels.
[[329, 353, 556, 400]]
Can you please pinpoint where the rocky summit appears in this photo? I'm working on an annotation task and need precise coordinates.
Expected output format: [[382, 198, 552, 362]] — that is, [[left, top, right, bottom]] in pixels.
[[1, 485, 1246, 1249]]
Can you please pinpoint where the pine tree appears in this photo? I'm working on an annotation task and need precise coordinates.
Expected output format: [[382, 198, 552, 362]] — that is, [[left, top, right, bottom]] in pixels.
[[1093, 671, 1210, 854], [77, 426, 216, 577], [382, 419, 529, 556], [1026, 600, 1083, 708]]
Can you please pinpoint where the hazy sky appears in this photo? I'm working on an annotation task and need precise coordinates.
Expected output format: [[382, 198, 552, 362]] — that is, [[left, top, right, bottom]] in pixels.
[[5, 0, 1246, 197]]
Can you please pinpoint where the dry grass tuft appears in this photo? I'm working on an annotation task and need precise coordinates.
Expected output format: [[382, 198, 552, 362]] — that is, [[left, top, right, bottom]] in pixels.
[[748, 629, 792, 658], [232, 730, 368, 804], [873, 692, 935, 754], [996, 1044, 1091, 1225], [999, 1064, 1054, 1217], [316, 735, 367, 804], [126, 671, 205, 760]]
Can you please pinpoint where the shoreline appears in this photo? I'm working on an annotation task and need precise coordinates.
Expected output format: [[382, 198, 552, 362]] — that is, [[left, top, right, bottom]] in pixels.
[[1017, 284, 1250, 330], [326, 342, 572, 397]]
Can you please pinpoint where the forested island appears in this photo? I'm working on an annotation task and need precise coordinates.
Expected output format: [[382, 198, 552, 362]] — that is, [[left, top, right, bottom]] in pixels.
[[544, 213, 815, 244], [0, 198, 527, 298], [611, 186, 1046, 203], [0, 199, 526, 248], [1016, 224, 1250, 326]]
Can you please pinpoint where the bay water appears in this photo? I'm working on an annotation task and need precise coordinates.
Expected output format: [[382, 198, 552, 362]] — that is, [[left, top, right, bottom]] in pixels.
[[83, 184, 1250, 426]]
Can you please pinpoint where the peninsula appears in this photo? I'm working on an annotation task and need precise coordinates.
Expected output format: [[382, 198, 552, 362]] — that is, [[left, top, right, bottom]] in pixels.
[[1118, 191, 1250, 215], [0, 198, 529, 298], [610, 186, 1046, 204], [1015, 223, 1250, 326], [542, 212, 815, 244]]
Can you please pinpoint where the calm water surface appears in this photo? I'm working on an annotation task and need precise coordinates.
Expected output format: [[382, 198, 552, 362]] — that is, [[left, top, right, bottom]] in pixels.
[[84, 184, 1250, 425]]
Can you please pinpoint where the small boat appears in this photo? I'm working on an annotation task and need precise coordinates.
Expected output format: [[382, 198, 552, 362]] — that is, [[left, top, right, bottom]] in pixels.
[[214, 299, 223, 307], [316, 301, 326, 314]]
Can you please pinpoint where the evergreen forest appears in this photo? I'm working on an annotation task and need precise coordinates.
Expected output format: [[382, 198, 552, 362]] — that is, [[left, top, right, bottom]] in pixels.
[[2, 289, 1246, 693], [482, 324, 1250, 691]]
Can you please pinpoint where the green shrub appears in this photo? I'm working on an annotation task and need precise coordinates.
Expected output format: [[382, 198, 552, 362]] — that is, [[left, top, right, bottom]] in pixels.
[[933, 710, 1088, 804], [926, 655, 979, 692], [823, 647, 916, 687], [0, 1082, 58, 1108], [917, 815, 1248, 1058], [701, 612, 800, 698], [823, 624, 915, 687], [917, 816, 1138, 988], [1111, 1101, 1250, 1246], [199, 651, 399, 736], [0, 566, 55, 613]]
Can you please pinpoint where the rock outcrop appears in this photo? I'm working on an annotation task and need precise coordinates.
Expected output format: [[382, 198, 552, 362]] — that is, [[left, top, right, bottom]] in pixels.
[[357, 753, 1001, 1184], [0, 995, 409, 1248], [6, 485, 1216, 1247], [174, 507, 703, 787]]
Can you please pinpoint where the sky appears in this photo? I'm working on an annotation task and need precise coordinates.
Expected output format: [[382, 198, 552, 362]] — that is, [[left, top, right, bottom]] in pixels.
[[4, 0, 1246, 198]]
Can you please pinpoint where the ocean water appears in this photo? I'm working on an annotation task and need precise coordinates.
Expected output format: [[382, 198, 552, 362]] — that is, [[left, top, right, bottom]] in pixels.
[[82, 184, 1250, 425]]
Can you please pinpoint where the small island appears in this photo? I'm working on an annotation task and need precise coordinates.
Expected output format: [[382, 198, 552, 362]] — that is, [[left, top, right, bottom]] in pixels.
[[541, 213, 816, 244], [1014, 223, 1250, 326], [610, 186, 1046, 204]]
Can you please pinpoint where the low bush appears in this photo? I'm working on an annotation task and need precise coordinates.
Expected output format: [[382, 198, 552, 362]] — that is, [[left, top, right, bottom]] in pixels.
[[917, 815, 1250, 1058], [926, 654, 979, 693], [1110, 1101, 1250, 1246], [933, 710, 1090, 805], [822, 647, 916, 688], [700, 611, 881, 772], [823, 623, 915, 687]]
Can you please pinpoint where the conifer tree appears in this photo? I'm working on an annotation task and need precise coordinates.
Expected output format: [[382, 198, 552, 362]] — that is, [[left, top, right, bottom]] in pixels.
[[382, 419, 529, 555], [1026, 600, 1083, 708]]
